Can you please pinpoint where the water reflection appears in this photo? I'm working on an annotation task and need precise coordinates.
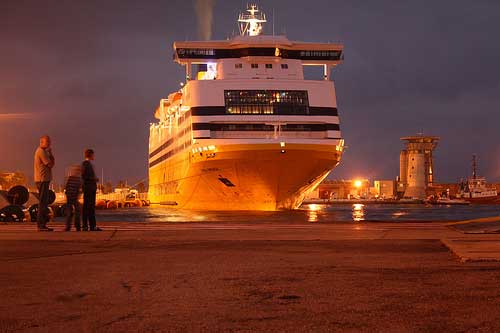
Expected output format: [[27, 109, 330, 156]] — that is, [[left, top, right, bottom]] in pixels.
[[307, 203, 321, 222], [391, 211, 408, 219], [352, 203, 365, 222], [87, 204, 500, 224]]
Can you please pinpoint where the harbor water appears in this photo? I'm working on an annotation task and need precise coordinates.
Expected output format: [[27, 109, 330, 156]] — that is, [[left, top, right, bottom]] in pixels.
[[82, 204, 500, 224]]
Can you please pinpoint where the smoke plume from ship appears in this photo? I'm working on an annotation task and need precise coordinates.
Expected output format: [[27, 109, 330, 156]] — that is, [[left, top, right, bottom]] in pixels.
[[195, 0, 215, 40]]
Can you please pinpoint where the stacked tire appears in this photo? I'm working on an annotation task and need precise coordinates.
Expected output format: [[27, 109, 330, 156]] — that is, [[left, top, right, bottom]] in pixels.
[[27, 190, 56, 222], [0, 185, 30, 222]]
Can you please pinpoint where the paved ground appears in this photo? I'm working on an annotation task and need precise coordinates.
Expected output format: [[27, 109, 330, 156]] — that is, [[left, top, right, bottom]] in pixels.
[[1, 221, 500, 332], [444, 217, 500, 262]]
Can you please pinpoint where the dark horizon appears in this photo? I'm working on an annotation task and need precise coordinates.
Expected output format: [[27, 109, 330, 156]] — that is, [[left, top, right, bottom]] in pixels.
[[1, 0, 499, 186]]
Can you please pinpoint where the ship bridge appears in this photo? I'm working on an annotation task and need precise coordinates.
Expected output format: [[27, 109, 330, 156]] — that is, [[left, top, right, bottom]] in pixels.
[[173, 36, 343, 81]]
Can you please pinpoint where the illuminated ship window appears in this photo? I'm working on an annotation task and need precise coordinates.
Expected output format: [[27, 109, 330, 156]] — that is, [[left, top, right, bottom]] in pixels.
[[251, 63, 259, 69], [235, 63, 243, 69], [224, 90, 309, 115], [265, 64, 272, 69], [281, 64, 288, 69]]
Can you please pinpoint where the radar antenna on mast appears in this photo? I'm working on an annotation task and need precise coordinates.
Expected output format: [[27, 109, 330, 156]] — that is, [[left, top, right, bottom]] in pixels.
[[238, 4, 267, 36]]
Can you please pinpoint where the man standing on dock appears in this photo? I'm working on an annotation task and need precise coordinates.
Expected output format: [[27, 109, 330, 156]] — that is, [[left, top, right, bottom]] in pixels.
[[33, 135, 55, 231], [81, 149, 101, 231]]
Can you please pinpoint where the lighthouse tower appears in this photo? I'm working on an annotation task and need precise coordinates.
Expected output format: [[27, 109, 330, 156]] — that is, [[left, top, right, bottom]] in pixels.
[[399, 135, 439, 199]]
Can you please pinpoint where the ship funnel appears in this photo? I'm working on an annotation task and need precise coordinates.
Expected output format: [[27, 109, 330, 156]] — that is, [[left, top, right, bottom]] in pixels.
[[238, 4, 266, 36]]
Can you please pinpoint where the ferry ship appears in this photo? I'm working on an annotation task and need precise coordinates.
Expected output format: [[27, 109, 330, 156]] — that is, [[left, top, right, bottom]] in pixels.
[[148, 5, 345, 210]]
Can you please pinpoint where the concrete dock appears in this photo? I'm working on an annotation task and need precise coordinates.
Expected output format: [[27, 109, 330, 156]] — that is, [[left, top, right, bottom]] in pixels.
[[1, 220, 500, 332]]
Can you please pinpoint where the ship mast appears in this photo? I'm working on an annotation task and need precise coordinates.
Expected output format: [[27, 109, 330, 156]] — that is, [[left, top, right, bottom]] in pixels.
[[238, 4, 267, 36], [472, 154, 477, 179]]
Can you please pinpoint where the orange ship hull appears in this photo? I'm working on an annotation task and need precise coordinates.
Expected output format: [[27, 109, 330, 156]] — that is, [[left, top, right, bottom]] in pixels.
[[148, 143, 342, 210]]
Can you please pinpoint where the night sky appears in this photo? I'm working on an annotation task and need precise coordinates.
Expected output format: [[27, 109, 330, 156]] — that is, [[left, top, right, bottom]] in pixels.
[[1, 0, 499, 186]]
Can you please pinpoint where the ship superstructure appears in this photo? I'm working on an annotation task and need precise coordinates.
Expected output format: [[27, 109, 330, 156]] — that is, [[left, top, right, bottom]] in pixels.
[[148, 6, 345, 210]]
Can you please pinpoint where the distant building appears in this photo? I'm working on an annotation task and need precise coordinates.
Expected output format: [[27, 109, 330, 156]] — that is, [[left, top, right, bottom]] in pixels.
[[0, 172, 27, 190], [315, 179, 370, 200], [315, 180, 347, 199], [399, 135, 439, 199], [374, 180, 395, 199], [429, 183, 460, 198]]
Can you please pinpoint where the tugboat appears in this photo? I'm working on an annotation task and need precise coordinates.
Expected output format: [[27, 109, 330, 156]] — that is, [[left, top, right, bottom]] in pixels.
[[457, 155, 500, 204]]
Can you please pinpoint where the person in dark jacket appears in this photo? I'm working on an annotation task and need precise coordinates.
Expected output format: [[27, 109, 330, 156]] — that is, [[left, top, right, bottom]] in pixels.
[[81, 149, 102, 231], [64, 165, 82, 231]]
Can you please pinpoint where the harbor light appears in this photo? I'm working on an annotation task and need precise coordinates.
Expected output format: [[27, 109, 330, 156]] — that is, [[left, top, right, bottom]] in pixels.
[[354, 180, 363, 188], [308, 203, 320, 211], [280, 141, 285, 148]]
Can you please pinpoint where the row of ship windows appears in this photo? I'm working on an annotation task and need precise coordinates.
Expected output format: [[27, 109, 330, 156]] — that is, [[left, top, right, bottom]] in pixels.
[[299, 50, 341, 57], [225, 90, 309, 115], [225, 90, 308, 103], [226, 106, 308, 115], [178, 48, 216, 56], [235, 63, 288, 69], [189, 106, 338, 116], [175, 48, 342, 60], [193, 123, 340, 132]]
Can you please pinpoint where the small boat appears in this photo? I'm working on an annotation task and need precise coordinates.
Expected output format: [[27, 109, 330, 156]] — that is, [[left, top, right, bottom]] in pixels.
[[426, 193, 470, 205], [398, 198, 425, 204], [456, 155, 500, 204], [435, 198, 469, 205]]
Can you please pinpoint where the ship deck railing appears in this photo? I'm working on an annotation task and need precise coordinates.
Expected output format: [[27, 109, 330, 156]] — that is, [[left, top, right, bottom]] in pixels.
[[211, 131, 329, 139]]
